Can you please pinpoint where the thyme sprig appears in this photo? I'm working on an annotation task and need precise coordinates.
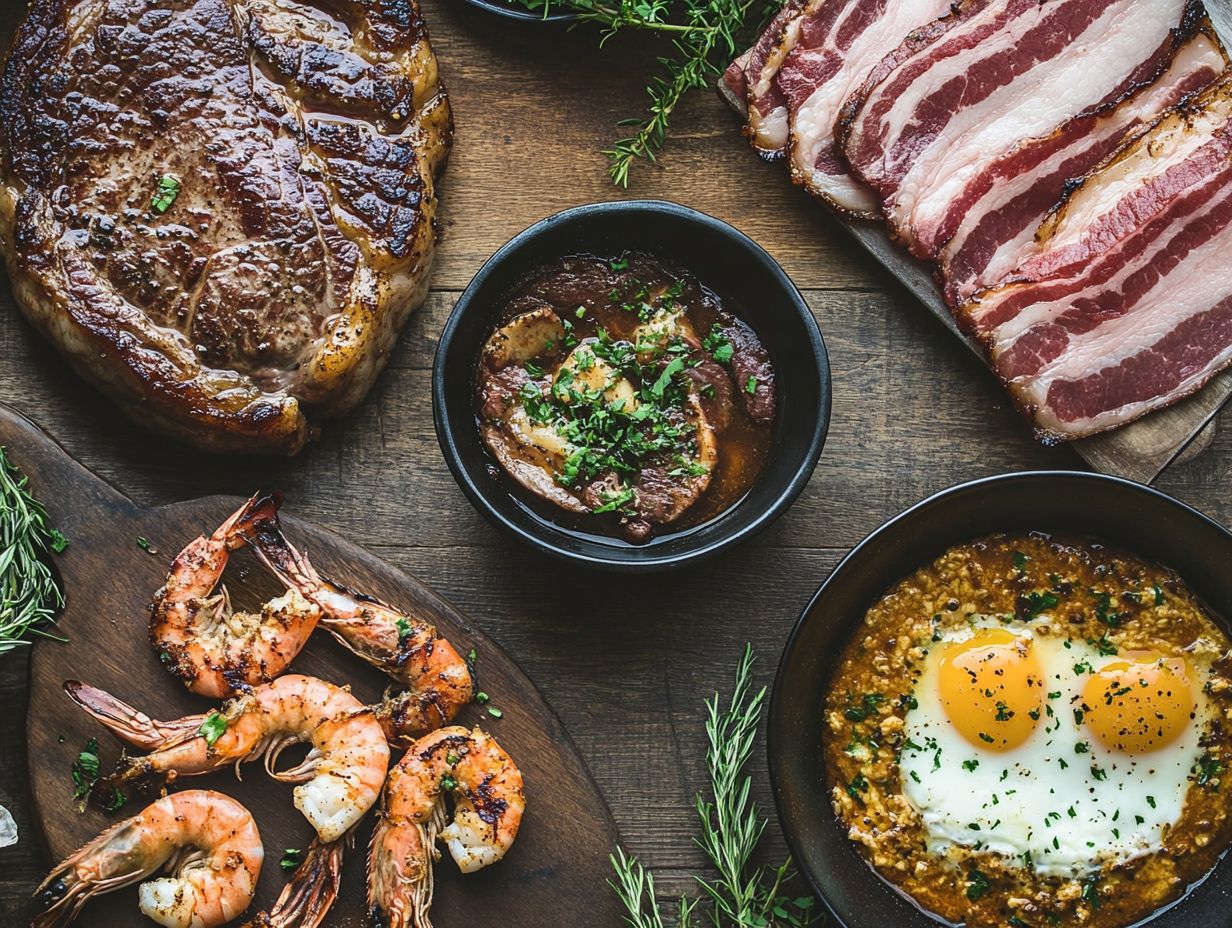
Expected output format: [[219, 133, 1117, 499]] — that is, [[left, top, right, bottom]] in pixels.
[[508, 0, 780, 185], [0, 446, 67, 655], [609, 646, 820, 927]]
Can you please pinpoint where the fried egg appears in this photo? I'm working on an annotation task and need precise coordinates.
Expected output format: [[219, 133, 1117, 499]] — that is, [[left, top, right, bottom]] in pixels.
[[900, 617, 1213, 877]]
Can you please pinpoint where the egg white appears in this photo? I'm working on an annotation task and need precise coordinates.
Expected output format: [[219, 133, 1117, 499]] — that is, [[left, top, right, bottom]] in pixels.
[[899, 617, 1213, 877]]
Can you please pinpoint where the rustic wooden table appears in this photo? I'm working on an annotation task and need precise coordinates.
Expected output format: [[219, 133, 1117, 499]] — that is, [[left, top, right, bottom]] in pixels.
[[1, 0, 1231, 921]]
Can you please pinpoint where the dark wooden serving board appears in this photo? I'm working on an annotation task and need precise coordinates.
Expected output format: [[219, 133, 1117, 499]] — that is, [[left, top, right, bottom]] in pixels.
[[717, 0, 1232, 484], [1, 403, 623, 927]]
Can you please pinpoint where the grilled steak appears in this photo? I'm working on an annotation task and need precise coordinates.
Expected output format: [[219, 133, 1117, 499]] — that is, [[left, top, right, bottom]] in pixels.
[[0, 0, 451, 453]]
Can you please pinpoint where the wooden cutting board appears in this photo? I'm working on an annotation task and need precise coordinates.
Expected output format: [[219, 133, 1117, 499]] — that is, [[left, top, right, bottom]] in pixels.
[[2, 403, 624, 927]]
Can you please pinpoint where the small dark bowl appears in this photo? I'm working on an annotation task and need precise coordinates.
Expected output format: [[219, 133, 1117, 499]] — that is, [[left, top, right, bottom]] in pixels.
[[770, 471, 1232, 927], [432, 200, 831, 572], [455, 0, 581, 23]]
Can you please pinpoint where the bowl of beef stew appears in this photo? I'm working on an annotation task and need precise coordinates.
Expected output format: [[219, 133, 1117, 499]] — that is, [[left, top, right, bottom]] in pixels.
[[433, 200, 830, 570]]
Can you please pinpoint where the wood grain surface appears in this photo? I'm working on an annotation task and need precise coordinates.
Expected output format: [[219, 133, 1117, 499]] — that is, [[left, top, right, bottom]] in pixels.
[[2, 0, 1232, 924], [2, 404, 621, 927]]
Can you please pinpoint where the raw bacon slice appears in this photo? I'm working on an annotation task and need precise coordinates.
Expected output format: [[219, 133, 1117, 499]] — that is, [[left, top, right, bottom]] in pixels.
[[841, 0, 1201, 258], [961, 76, 1232, 442], [780, 0, 955, 216], [938, 26, 1226, 307]]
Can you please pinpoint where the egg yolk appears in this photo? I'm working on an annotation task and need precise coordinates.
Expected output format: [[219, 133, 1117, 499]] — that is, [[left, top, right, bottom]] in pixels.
[[1082, 651, 1194, 754], [937, 628, 1043, 751]]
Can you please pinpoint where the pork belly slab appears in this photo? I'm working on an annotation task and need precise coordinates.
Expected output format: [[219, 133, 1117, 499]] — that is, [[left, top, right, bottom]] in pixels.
[[961, 76, 1232, 442], [840, 0, 1202, 259], [939, 25, 1226, 306]]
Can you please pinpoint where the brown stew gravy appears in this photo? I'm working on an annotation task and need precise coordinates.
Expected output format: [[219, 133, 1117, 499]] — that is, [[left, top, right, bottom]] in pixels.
[[474, 253, 776, 542]]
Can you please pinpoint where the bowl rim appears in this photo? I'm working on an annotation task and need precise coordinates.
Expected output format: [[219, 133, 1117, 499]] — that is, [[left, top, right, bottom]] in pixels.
[[431, 198, 832, 572], [768, 469, 1232, 927]]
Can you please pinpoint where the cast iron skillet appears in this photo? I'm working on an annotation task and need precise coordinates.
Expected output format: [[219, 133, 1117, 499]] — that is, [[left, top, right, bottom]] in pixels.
[[770, 471, 1232, 927], [433, 199, 831, 571]]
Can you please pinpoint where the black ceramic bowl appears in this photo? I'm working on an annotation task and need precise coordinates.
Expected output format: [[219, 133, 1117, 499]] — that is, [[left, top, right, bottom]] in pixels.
[[770, 471, 1232, 927], [433, 200, 831, 571]]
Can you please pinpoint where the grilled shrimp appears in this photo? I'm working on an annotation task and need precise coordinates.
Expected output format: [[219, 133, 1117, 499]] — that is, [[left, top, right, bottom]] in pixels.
[[32, 789, 262, 928], [151, 492, 322, 698], [242, 836, 347, 928], [368, 726, 524, 928], [66, 674, 390, 842], [253, 530, 473, 748]]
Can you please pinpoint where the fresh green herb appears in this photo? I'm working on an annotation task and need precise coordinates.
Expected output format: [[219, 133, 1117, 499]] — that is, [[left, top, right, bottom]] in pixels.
[[962, 759, 979, 772], [1082, 878, 1102, 910], [1196, 753, 1224, 788], [0, 446, 67, 654], [441, 773, 458, 791], [1152, 584, 1166, 606], [744, 376, 758, 394], [136, 536, 158, 555], [610, 257, 630, 271], [487, 706, 504, 719], [198, 710, 228, 746], [702, 325, 735, 365], [965, 869, 991, 901], [508, 0, 779, 186], [1146, 795, 1156, 808], [446, 751, 460, 765], [1012, 551, 1029, 572], [71, 737, 101, 808], [280, 849, 302, 872], [1018, 590, 1059, 620], [475, 691, 491, 704], [395, 616, 413, 640], [1092, 591, 1121, 627], [149, 174, 181, 214], [608, 646, 818, 927]]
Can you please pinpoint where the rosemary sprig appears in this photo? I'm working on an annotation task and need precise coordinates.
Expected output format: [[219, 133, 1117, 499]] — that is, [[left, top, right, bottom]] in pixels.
[[609, 645, 820, 927], [507, 0, 782, 185], [0, 445, 67, 654]]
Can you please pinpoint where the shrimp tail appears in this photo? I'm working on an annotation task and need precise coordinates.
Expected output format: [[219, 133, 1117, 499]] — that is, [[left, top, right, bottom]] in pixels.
[[250, 519, 322, 593], [245, 835, 348, 928], [224, 490, 285, 550], [64, 681, 203, 750]]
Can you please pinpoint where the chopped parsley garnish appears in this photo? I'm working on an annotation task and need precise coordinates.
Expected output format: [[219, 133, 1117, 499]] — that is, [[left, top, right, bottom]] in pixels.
[[280, 849, 302, 871], [49, 529, 69, 553], [395, 616, 413, 641], [843, 693, 885, 722], [149, 174, 181, 214], [487, 706, 504, 719], [1152, 584, 1166, 606], [1146, 795, 1157, 808], [702, 324, 734, 364], [1196, 753, 1224, 788], [744, 376, 758, 394], [846, 773, 869, 801], [475, 691, 490, 704], [1092, 591, 1122, 627], [1090, 766, 1107, 782], [136, 536, 158, 555], [965, 869, 991, 901], [71, 737, 101, 806], [1012, 550, 1029, 573], [441, 773, 458, 791], [962, 759, 979, 772], [609, 257, 629, 271], [198, 710, 228, 746], [1018, 590, 1059, 619]]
